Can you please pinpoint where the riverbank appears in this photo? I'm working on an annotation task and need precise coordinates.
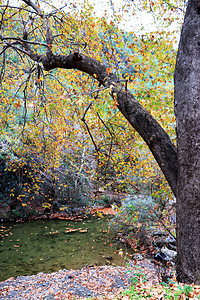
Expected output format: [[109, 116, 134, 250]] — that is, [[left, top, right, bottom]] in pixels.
[[0, 259, 159, 299], [0, 206, 116, 223]]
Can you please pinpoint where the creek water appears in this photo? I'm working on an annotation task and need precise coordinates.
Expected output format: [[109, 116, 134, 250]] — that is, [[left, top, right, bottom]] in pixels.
[[0, 216, 132, 281]]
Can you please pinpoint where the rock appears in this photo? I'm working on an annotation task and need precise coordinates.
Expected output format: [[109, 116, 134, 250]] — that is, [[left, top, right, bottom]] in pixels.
[[161, 247, 177, 261], [152, 230, 168, 237], [132, 254, 143, 260], [165, 236, 176, 251], [154, 252, 169, 265]]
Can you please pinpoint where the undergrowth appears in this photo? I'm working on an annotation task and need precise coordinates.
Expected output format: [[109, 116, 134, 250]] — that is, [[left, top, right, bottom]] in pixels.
[[89, 265, 200, 299]]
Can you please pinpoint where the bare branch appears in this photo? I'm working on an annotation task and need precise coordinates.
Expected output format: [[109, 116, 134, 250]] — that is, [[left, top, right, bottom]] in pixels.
[[97, 112, 114, 172], [81, 101, 93, 121], [0, 40, 41, 62], [0, 50, 6, 84], [21, 82, 28, 136], [0, 35, 48, 47], [81, 102, 99, 153], [14, 67, 36, 98], [45, 3, 69, 18], [153, 208, 176, 240], [0, 45, 9, 56], [163, 0, 185, 12]]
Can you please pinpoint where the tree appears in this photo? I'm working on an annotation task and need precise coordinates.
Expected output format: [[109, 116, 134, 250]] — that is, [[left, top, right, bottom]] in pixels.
[[174, 0, 200, 284], [0, 0, 199, 284]]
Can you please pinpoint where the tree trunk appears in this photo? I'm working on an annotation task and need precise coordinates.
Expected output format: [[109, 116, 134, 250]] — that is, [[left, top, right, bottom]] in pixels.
[[174, 0, 200, 284]]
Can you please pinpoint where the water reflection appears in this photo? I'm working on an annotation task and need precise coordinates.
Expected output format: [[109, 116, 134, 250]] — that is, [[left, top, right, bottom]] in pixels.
[[0, 217, 132, 281]]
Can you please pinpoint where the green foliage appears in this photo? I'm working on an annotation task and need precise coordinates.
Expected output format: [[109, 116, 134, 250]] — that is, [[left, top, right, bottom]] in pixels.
[[119, 280, 199, 299], [110, 194, 159, 231], [109, 195, 154, 251]]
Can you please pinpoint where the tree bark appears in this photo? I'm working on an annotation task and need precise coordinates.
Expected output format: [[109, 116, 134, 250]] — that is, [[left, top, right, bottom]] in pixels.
[[174, 0, 200, 284]]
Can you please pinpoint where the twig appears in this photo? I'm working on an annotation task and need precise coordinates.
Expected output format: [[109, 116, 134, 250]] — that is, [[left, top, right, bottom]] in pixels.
[[0, 50, 5, 84], [97, 112, 113, 171], [81, 102, 99, 153], [0, 35, 48, 47]]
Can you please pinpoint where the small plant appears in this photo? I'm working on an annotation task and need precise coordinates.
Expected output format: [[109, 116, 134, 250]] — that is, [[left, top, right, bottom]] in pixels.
[[116, 277, 199, 300], [122, 285, 145, 299], [177, 284, 195, 298], [129, 267, 147, 285]]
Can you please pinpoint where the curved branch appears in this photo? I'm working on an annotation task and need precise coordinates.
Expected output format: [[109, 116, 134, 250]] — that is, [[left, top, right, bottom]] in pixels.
[[37, 52, 178, 195], [22, 0, 43, 16]]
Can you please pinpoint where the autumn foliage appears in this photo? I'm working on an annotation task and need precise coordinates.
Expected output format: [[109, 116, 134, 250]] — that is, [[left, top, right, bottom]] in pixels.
[[0, 0, 182, 219]]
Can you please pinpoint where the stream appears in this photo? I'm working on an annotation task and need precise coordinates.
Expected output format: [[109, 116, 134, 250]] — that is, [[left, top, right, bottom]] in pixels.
[[0, 216, 132, 281]]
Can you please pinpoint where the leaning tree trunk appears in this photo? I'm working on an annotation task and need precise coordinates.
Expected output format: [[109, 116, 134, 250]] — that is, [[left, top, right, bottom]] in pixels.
[[174, 0, 200, 284]]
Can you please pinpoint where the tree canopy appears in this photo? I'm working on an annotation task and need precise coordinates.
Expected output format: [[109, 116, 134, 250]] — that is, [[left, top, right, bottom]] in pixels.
[[0, 0, 182, 200]]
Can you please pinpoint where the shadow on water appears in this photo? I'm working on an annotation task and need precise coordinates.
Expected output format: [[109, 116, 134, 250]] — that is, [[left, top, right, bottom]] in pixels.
[[0, 216, 132, 281]]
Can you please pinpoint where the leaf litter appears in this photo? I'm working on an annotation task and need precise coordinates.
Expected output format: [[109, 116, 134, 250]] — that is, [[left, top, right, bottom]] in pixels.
[[0, 259, 159, 299]]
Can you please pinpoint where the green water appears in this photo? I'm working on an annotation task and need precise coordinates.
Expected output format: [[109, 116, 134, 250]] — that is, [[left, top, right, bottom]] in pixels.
[[0, 217, 132, 281]]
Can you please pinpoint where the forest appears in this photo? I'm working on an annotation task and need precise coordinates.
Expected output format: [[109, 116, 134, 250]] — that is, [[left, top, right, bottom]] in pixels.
[[0, 0, 200, 298]]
